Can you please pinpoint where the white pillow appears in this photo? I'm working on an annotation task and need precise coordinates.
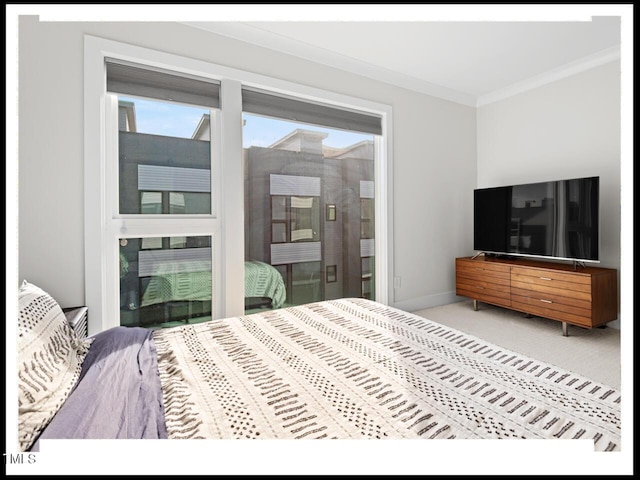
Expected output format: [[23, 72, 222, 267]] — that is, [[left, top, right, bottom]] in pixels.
[[17, 281, 92, 451]]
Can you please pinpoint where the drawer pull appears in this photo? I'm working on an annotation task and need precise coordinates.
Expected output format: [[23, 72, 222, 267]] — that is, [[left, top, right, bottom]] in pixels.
[[539, 277, 552, 281], [476, 286, 485, 290], [475, 267, 484, 271], [540, 299, 553, 304]]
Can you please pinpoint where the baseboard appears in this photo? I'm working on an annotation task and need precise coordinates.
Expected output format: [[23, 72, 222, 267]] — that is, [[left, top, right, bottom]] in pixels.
[[391, 291, 462, 313], [607, 318, 620, 330]]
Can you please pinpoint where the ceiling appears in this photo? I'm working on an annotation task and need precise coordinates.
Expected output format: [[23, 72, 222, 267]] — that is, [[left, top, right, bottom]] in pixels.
[[182, 17, 621, 106]]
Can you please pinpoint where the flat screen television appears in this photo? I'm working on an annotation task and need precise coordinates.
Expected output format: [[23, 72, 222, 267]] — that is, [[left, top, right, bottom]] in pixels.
[[474, 176, 599, 263]]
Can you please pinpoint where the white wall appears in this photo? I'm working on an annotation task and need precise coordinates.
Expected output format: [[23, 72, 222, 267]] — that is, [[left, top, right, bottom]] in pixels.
[[477, 61, 622, 324], [17, 17, 477, 311], [392, 95, 477, 310]]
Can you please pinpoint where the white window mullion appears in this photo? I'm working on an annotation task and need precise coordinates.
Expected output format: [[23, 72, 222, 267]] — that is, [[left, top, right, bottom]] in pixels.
[[219, 79, 245, 317], [210, 103, 224, 319], [374, 133, 391, 305]]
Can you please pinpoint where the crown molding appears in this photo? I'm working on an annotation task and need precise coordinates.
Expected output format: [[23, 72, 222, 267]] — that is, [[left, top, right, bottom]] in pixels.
[[181, 22, 620, 109], [477, 45, 621, 107], [181, 21, 478, 107]]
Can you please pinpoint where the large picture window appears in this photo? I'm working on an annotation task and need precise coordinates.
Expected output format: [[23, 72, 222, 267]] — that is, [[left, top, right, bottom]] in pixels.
[[84, 37, 391, 334], [242, 90, 380, 309]]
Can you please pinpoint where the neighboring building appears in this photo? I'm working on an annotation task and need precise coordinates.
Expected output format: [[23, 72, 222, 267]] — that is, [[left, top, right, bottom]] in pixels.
[[244, 128, 375, 305]]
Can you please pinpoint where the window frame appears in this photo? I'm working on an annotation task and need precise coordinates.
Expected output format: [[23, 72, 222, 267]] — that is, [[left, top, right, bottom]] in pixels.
[[84, 35, 393, 335], [105, 85, 221, 332]]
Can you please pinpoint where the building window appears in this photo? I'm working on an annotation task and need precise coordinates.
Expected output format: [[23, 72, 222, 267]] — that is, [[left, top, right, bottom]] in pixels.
[[360, 198, 374, 239], [271, 195, 320, 244], [326, 265, 337, 283], [361, 256, 374, 300]]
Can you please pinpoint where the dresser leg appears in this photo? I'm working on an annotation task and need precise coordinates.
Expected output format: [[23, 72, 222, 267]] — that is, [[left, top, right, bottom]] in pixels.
[[562, 322, 569, 337], [473, 300, 478, 311]]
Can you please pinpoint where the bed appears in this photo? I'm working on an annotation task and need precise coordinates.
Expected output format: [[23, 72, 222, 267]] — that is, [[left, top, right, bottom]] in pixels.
[[18, 282, 621, 453]]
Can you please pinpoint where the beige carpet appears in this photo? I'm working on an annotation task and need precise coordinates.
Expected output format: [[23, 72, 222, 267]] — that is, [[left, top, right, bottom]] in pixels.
[[412, 300, 621, 389]]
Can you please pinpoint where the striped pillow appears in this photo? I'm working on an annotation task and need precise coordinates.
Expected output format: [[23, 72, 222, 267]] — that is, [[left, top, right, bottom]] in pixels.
[[17, 281, 92, 451]]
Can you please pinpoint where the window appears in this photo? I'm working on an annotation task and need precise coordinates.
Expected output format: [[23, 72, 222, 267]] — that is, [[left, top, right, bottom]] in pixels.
[[120, 236, 212, 328], [271, 196, 320, 244], [360, 198, 374, 239], [105, 58, 220, 329], [243, 88, 381, 308], [361, 256, 375, 300], [85, 37, 391, 334]]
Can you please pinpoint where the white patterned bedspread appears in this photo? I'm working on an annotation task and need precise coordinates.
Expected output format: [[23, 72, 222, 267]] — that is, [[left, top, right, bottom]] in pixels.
[[152, 298, 621, 450]]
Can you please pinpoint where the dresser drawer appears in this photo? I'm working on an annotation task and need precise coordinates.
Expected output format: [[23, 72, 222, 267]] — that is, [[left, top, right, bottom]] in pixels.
[[511, 265, 592, 302], [456, 269, 511, 287], [457, 288, 511, 308], [511, 266, 591, 286], [456, 278, 511, 308], [456, 277, 510, 297], [510, 277, 592, 301], [511, 297, 592, 327], [456, 258, 510, 279], [510, 287, 591, 311]]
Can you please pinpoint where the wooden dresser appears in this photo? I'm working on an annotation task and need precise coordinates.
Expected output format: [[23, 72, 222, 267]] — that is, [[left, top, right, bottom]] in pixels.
[[455, 256, 618, 336]]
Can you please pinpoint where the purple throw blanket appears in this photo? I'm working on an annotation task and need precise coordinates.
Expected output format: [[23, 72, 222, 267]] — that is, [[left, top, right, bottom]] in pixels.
[[31, 327, 167, 450]]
